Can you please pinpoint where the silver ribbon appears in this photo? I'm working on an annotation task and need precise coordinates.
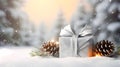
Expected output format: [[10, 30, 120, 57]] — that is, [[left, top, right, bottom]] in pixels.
[[72, 35, 78, 56], [60, 25, 92, 56]]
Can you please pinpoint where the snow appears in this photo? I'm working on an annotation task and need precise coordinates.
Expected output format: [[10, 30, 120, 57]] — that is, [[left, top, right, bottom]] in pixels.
[[70, 4, 88, 35], [108, 3, 118, 13], [0, 47, 120, 67], [0, 10, 6, 17], [107, 22, 120, 32]]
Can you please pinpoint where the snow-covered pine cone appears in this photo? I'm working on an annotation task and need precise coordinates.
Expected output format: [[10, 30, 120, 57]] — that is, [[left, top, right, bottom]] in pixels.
[[94, 40, 115, 57], [40, 41, 59, 57]]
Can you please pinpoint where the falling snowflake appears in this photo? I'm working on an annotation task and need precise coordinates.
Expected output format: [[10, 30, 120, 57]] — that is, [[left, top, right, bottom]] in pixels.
[[15, 30, 18, 33], [111, 12, 114, 14], [109, 0, 112, 2]]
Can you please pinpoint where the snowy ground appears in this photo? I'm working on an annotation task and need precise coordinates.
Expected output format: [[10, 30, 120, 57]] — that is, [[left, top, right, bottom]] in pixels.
[[0, 47, 120, 67]]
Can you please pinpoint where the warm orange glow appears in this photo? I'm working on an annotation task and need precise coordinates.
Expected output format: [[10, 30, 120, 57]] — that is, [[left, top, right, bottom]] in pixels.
[[51, 40, 59, 44], [51, 40, 55, 42], [22, 0, 80, 27], [95, 54, 101, 57], [56, 41, 59, 44]]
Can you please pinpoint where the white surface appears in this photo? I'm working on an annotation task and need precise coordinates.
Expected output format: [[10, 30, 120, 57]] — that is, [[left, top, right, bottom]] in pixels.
[[0, 47, 120, 67]]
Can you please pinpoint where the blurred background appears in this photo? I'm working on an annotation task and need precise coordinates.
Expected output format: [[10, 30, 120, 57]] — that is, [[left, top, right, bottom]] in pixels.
[[0, 0, 119, 47], [0, 0, 88, 47], [22, 0, 79, 27]]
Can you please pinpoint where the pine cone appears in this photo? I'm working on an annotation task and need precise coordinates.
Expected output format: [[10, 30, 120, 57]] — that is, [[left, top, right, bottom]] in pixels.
[[94, 40, 115, 57], [40, 41, 59, 57]]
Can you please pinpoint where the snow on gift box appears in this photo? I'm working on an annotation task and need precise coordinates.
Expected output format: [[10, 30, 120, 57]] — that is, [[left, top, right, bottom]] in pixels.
[[59, 25, 94, 57]]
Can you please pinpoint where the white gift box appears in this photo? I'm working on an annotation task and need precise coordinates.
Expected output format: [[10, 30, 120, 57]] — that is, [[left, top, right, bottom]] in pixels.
[[59, 25, 94, 57]]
